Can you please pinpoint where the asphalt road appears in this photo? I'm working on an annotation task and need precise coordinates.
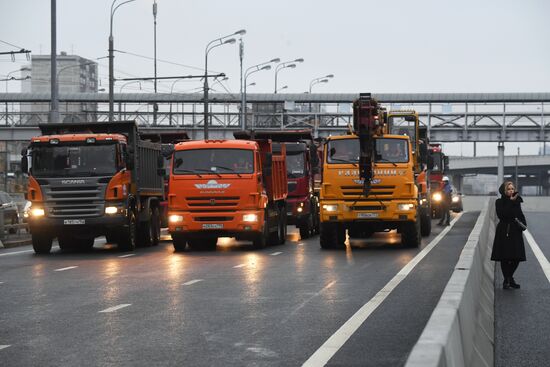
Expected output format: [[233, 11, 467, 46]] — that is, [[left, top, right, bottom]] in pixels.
[[0, 212, 478, 367], [494, 211, 550, 367]]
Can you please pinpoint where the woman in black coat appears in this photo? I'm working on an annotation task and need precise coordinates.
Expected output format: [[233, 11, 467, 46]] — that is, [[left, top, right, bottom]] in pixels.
[[491, 181, 527, 289]]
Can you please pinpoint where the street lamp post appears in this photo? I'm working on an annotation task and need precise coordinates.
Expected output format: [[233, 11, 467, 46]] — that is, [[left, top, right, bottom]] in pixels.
[[274, 58, 303, 93], [309, 74, 334, 113], [152, 0, 158, 126], [240, 58, 279, 129], [203, 29, 246, 139], [109, 0, 136, 122]]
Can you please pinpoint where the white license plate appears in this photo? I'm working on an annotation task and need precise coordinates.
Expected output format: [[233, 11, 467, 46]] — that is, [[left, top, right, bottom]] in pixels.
[[64, 219, 85, 225], [357, 213, 379, 219], [202, 223, 223, 229]]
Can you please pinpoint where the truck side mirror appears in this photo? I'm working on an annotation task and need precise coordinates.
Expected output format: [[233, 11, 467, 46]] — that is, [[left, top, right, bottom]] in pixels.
[[157, 155, 164, 169], [20, 149, 28, 174], [443, 156, 449, 171], [427, 155, 434, 170], [125, 152, 135, 170], [157, 168, 166, 176]]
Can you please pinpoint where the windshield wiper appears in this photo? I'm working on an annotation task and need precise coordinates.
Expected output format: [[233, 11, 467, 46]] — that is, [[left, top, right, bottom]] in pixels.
[[376, 158, 398, 167], [212, 165, 242, 178], [175, 169, 202, 178], [330, 157, 358, 166]]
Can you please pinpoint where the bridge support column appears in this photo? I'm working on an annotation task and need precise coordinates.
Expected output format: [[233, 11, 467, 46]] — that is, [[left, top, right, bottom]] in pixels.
[[497, 142, 504, 185]]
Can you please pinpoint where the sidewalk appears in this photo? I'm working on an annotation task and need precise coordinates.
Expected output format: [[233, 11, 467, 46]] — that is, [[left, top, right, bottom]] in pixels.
[[0, 233, 32, 249]]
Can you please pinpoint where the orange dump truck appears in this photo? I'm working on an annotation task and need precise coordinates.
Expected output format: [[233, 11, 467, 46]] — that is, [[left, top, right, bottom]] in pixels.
[[167, 136, 288, 250]]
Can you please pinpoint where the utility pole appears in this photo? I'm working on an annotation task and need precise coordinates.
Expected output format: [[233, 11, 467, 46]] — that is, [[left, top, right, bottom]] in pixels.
[[239, 38, 244, 129], [152, 0, 158, 126], [49, 0, 60, 123]]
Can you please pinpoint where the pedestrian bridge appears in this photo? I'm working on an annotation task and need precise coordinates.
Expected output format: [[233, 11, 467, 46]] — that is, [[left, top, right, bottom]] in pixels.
[[448, 155, 550, 175]]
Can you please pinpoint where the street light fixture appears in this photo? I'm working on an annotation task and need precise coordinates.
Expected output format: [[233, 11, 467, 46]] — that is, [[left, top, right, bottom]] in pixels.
[[241, 58, 279, 129], [309, 74, 334, 93], [276, 85, 288, 93], [109, 0, 137, 122], [274, 58, 303, 93], [203, 29, 246, 139], [119, 80, 142, 93]]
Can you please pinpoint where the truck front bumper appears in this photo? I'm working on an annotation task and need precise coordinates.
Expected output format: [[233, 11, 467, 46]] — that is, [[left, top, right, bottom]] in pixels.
[[28, 214, 127, 236], [320, 200, 417, 223], [168, 209, 264, 238]]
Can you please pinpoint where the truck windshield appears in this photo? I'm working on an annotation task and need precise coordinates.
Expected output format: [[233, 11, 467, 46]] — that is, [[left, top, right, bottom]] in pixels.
[[376, 138, 409, 163], [327, 138, 409, 164], [173, 148, 254, 175], [286, 151, 305, 177], [388, 116, 417, 149], [431, 151, 443, 172], [31, 143, 117, 177]]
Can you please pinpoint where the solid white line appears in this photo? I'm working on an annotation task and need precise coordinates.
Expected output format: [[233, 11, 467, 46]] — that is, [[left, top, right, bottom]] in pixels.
[[54, 266, 78, 272], [524, 230, 550, 283], [183, 279, 203, 286], [0, 249, 34, 257], [298, 243, 304, 246], [118, 254, 136, 258], [0, 281, 4, 285], [99, 303, 132, 313], [0, 345, 11, 351], [270, 252, 282, 256], [302, 213, 463, 367], [233, 264, 246, 268]]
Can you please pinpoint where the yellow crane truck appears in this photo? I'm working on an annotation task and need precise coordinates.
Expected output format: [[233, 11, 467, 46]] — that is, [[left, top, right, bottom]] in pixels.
[[318, 94, 430, 249]]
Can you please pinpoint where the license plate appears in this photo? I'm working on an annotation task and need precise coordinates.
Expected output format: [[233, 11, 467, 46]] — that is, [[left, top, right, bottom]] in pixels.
[[64, 219, 85, 225], [358, 212, 379, 219], [202, 223, 223, 229]]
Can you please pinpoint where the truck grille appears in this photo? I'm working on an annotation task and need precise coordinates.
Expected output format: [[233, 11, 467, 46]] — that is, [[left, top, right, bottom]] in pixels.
[[41, 179, 107, 218], [340, 185, 395, 197], [186, 196, 240, 209], [194, 216, 234, 222]]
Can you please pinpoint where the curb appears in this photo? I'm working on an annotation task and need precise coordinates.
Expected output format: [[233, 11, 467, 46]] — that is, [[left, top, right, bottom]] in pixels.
[[405, 198, 495, 367]]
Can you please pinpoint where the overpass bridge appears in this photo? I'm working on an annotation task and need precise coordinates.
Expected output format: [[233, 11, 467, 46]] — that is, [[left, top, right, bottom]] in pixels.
[[447, 155, 550, 194]]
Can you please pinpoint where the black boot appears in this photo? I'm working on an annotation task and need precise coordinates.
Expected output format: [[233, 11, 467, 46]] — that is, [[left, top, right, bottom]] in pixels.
[[503, 278, 511, 289], [509, 278, 520, 289]]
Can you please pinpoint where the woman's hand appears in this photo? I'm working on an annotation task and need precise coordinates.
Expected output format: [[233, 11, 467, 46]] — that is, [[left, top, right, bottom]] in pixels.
[[511, 192, 519, 201]]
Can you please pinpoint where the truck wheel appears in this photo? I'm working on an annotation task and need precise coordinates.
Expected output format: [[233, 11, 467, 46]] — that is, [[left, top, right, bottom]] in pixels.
[[136, 208, 154, 247], [402, 215, 421, 248], [320, 223, 346, 249], [420, 209, 432, 237], [313, 204, 320, 235], [172, 234, 187, 251], [32, 234, 53, 254], [253, 214, 269, 249], [105, 233, 117, 243], [81, 237, 95, 251], [118, 211, 137, 252], [150, 207, 161, 246], [299, 215, 313, 240], [279, 207, 287, 245]]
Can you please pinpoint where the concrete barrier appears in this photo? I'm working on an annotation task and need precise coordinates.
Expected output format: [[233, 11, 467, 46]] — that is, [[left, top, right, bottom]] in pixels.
[[405, 197, 496, 367]]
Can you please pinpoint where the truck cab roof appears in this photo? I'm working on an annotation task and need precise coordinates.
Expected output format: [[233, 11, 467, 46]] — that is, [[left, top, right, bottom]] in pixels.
[[174, 139, 258, 151], [31, 133, 127, 143]]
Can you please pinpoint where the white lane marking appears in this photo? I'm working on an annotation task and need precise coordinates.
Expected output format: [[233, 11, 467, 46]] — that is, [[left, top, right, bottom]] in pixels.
[[233, 264, 246, 268], [0, 249, 34, 257], [54, 266, 78, 272], [0, 281, 4, 285], [298, 243, 304, 246], [302, 213, 463, 367], [99, 303, 132, 313], [524, 230, 550, 283], [270, 252, 282, 256], [183, 279, 203, 286], [0, 345, 11, 351], [118, 254, 136, 258]]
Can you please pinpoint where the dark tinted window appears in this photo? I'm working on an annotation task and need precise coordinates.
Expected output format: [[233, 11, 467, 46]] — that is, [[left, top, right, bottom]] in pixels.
[[173, 148, 254, 175], [326, 138, 409, 164]]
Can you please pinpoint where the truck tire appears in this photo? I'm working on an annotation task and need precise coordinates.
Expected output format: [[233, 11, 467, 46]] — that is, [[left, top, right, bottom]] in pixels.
[[299, 215, 313, 240], [402, 215, 421, 248], [313, 204, 320, 235], [150, 207, 161, 246], [118, 211, 137, 252], [58, 235, 74, 251], [320, 222, 346, 249], [188, 238, 217, 251], [279, 206, 287, 245], [105, 233, 117, 243], [172, 234, 187, 251], [420, 209, 432, 237], [32, 234, 53, 254], [81, 237, 95, 251], [253, 213, 269, 249]]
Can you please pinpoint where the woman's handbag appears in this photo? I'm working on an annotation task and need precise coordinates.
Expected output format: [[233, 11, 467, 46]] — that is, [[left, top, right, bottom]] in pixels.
[[514, 217, 527, 231]]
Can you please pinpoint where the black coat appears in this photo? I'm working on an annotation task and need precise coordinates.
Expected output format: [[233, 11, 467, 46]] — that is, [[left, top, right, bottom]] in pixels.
[[490, 194, 526, 262]]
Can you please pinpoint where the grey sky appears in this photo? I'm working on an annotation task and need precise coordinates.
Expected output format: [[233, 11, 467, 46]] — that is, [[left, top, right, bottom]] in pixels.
[[1, 0, 549, 155]]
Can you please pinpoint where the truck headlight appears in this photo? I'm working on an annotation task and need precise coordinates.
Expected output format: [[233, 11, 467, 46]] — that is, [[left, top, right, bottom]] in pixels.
[[322, 204, 338, 212], [243, 213, 258, 222], [169, 215, 184, 223], [432, 192, 442, 202], [30, 208, 45, 217], [398, 203, 415, 211], [452, 196, 459, 203], [105, 206, 118, 214]]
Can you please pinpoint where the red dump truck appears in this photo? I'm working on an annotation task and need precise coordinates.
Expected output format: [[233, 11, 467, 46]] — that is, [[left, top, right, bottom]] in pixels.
[[167, 134, 288, 250], [21, 121, 165, 253], [234, 130, 320, 239]]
